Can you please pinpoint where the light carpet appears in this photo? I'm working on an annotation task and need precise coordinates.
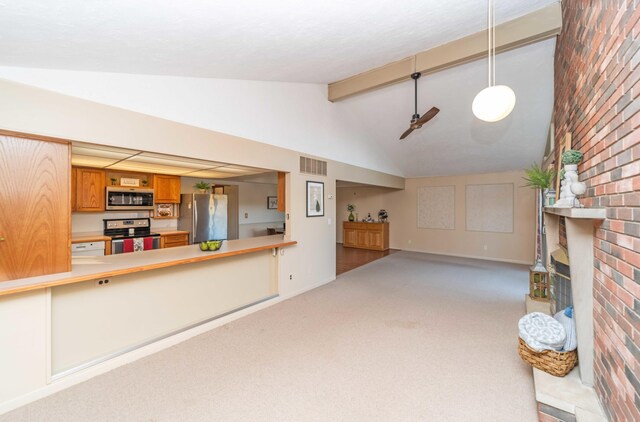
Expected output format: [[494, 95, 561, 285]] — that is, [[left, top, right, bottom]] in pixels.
[[2, 252, 536, 421]]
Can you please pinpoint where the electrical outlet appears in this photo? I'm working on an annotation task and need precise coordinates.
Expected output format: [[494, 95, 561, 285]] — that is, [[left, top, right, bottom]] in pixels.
[[408, 239, 412, 245], [289, 274, 293, 280], [483, 245, 488, 251], [95, 279, 111, 287], [244, 212, 248, 219], [328, 218, 332, 225]]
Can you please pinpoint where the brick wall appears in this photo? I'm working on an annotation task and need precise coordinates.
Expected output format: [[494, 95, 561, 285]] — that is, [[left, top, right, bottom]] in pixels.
[[554, 1, 640, 420]]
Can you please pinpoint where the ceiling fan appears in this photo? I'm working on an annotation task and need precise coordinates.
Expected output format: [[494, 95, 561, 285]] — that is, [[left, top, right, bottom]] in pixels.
[[399, 72, 440, 140]]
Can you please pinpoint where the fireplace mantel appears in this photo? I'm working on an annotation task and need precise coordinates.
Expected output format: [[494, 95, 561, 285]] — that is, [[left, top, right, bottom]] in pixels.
[[543, 207, 605, 387], [544, 207, 606, 219]]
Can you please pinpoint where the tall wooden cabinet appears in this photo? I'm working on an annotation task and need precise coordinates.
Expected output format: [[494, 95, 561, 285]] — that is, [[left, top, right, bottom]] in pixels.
[[75, 167, 105, 211], [343, 222, 389, 251], [0, 132, 71, 281]]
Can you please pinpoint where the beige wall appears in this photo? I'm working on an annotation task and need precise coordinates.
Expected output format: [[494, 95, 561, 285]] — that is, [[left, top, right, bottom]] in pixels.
[[337, 171, 535, 264], [336, 185, 397, 243], [391, 171, 535, 264]]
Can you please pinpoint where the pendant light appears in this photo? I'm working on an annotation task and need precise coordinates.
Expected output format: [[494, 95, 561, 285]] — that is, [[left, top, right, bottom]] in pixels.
[[472, 0, 516, 122]]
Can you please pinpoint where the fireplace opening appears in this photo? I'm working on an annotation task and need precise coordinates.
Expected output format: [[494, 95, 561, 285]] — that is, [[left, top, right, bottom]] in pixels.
[[550, 247, 572, 314]]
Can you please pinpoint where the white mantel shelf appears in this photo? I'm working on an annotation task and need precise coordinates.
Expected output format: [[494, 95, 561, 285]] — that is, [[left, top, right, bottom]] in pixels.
[[544, 207, 606, 219]]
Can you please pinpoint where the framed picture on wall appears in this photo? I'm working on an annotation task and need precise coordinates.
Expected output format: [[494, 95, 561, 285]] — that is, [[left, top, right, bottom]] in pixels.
[[267, 196, 278, 209], [306, 181, 324, 217]]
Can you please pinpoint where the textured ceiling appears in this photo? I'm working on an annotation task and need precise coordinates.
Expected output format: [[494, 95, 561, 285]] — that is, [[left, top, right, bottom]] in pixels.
[[0, 0, 557, 83]]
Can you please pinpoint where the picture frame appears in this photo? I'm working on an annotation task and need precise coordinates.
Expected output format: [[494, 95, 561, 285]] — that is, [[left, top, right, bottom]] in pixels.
[[306, 181, 324, 217], [267, 196, 278, 209]]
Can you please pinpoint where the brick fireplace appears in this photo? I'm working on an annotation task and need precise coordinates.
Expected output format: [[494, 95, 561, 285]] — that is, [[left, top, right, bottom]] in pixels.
[[553, 1, 640, 419]]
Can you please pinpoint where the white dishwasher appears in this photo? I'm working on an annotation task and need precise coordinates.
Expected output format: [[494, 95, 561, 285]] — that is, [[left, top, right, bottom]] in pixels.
[[71, 241, 106, 257]]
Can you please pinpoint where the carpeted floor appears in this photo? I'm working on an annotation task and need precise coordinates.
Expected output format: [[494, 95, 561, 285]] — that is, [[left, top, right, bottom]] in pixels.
[[2, 252, 536, 421]]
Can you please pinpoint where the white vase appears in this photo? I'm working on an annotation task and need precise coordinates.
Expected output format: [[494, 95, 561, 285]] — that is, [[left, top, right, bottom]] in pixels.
[[555, 163, 584, 208]]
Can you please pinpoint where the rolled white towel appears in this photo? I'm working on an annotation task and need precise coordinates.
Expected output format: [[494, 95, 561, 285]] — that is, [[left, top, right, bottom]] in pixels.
[[554, 307, 577, 352], [518, 312, 566, 352]]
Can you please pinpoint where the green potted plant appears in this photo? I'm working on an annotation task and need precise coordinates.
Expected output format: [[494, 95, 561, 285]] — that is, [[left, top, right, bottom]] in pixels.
[[194, 181, 210, 193], [347, 204, 355, 222], [522, 163, 554, 190], [561, 150, 583, 165], [110, 177, 118, 186], [523, 163, 554, 284]]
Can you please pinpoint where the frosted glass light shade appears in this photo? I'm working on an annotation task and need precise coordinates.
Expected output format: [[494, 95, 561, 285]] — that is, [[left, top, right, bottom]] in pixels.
[[472, 85, 516, 122]]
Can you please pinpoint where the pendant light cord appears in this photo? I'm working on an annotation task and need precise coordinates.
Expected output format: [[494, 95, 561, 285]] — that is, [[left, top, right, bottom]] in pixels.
[[487, 0, 496, 88], [414, 75, 418, 115], [492, 0, 496, 87]]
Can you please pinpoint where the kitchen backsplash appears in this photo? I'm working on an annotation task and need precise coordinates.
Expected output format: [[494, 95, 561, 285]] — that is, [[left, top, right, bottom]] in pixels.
[[72, 211, 178, 233]]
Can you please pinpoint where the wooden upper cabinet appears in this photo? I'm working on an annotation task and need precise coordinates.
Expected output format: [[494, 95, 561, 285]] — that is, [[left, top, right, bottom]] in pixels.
[[277, 172, 286, 212], [154, 175, 181, 203], [0, 133, 71, 281], [76, 167, 105, 212]]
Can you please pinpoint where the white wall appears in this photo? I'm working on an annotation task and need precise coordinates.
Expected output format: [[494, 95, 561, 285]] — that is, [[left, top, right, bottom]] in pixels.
[[0, 78, 404, 412], [0, 67, 401, 176]]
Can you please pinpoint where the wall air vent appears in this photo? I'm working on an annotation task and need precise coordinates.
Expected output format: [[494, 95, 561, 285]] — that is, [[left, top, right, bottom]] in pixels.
[[299, 156, 327, 176]]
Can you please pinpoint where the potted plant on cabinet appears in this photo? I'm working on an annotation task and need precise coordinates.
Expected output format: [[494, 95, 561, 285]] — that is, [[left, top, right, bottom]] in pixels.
[[110, 177, 118, 186], [194, 181, 210, 193]]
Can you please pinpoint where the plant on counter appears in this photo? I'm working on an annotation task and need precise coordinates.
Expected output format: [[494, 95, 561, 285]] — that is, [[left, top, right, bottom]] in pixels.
[[561, 150, 583, 165], [347, 204, 355, 222], [194, 181, 210, 192], [522, 163, 554, 190], [110, 177, 118, 186]]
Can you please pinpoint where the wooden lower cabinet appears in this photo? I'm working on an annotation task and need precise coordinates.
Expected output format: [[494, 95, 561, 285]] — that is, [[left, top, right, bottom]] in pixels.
[[161, 232, 189, 248], [343, 222, 389, 251]]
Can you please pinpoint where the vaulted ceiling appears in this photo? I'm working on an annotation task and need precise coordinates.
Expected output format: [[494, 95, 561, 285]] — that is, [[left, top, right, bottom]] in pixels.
[[0, 0, 557, 178]]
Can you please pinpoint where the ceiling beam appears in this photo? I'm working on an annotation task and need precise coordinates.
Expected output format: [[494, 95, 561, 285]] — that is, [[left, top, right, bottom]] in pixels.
[[328, 2, 561, 102]]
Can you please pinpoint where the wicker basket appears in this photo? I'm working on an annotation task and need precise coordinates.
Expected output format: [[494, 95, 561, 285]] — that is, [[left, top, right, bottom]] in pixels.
[[518, 337, 578, 377]]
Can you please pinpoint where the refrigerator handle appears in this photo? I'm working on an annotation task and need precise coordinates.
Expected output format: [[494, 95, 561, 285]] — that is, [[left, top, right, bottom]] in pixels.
[[193, 197, 197, 243]]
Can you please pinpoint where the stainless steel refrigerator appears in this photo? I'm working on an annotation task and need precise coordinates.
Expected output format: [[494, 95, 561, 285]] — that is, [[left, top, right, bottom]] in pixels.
[[178, 194, 228, 244]]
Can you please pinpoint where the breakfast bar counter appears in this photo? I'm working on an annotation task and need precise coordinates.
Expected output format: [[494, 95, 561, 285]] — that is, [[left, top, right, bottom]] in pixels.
[[0, 235, 296, 297]]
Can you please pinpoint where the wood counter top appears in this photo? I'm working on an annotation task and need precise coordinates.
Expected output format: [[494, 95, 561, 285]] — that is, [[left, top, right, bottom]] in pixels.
[[153, 229, 190, 236], [0, 235, 296, 297], [71, 229, 189, 243]]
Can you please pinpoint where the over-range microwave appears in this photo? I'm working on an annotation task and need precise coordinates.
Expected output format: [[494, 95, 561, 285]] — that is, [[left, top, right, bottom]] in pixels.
[[106, 187, 155, 211]]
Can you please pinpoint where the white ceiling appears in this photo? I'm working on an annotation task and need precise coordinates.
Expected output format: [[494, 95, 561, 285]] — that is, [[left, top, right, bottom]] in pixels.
[[336, 38, 555, 177], [0, 1, 556, 178], [0, 0, 557, 83]]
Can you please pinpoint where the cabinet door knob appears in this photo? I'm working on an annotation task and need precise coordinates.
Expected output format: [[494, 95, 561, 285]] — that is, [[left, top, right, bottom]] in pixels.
[[0, 236, 5, 241]]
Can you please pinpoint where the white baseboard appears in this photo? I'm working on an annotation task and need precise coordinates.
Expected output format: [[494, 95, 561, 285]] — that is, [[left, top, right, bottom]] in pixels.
[[280, 276, 336, 300], [398, 248, 531, 266]]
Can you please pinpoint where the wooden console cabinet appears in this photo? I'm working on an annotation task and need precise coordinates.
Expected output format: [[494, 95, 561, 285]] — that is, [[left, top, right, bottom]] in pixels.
[[343, 222, 389, 251]]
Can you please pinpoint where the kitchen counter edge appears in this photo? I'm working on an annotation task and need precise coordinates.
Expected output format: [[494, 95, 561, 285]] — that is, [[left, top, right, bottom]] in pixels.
[[1, 235, 297, 297]]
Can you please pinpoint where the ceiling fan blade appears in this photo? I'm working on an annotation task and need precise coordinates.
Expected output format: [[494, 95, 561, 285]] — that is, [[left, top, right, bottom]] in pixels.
[[415, 107, 440, 126], [399, 126, 415, 140]]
